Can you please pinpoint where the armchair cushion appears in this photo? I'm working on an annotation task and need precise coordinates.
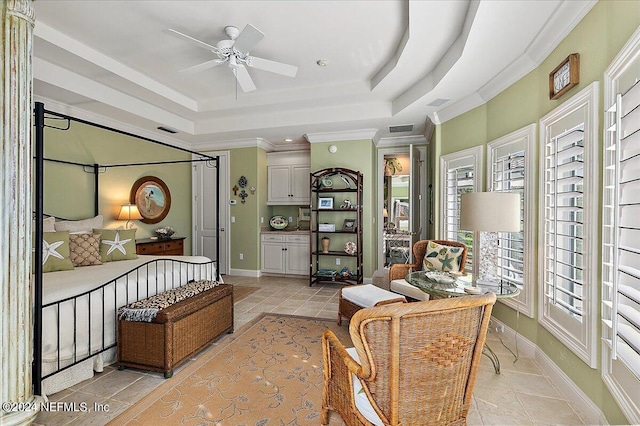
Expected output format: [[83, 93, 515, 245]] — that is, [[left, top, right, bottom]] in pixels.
[[423, 241, 464, 273], [346, 347, 384, 426]]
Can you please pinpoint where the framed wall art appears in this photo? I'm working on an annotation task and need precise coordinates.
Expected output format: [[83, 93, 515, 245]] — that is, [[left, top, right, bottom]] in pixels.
[[130, 176, 171, 224]]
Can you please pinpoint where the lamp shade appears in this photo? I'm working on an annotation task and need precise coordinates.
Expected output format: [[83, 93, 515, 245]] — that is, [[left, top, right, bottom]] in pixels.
[[117, 204, 143, 221], [383, 208, 389, 218], [460, 192, 520, 232]]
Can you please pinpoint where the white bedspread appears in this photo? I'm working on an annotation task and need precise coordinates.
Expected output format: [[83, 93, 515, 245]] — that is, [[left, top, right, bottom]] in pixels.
[[41, 255, 216, 367]]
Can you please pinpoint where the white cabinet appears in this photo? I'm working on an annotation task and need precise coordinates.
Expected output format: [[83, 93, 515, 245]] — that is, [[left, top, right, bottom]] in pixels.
[[261, 233, 309, 275], [267, 151, 310, 205]]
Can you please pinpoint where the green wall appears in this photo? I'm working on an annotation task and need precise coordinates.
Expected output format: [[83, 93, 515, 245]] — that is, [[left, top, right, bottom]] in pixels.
[[311, 140, 376, 277], [228, 147, 263, 270], [435, 1, 640, 423], [43, 120, 193, 254]]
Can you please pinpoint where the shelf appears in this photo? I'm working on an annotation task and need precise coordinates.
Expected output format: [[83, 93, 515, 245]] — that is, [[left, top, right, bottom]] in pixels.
[[313, 250, 359, 256], [312, 188, 358, 193], [311, 230, 357, 234], [313, 208, 358, 212]]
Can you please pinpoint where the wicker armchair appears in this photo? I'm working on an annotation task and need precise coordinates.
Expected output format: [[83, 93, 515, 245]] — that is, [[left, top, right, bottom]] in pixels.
[[389, 239, 468, 281], [322, 293, 496, 426]]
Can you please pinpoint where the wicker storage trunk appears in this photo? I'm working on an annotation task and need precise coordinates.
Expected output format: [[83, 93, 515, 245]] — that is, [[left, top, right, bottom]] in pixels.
[[117, 283, 233, 378]]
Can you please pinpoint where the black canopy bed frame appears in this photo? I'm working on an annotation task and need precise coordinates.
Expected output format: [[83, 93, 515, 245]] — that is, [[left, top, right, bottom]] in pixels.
[[32, 101, 222, 395]]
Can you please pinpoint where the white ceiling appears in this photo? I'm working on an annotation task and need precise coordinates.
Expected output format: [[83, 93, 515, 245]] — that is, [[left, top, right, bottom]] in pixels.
[[32, 0, 596, 151]]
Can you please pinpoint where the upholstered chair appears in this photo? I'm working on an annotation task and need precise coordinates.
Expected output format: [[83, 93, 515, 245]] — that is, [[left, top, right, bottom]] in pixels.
[[389, 239, 467, 301], [322, 293, 497, 425]]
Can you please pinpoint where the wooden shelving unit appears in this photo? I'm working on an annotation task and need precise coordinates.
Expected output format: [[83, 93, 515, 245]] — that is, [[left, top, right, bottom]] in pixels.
[[309, 167, 363, 286]]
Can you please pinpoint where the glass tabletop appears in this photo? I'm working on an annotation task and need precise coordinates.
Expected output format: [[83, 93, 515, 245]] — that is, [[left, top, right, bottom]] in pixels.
[[405, 271, 520, 299]]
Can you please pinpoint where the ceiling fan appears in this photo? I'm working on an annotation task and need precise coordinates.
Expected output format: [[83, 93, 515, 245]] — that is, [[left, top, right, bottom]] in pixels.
[[166, 24, 298, 92]]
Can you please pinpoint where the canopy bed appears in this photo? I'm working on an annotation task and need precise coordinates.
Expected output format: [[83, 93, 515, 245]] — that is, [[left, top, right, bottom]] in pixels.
[[32, 102, 223, 395]]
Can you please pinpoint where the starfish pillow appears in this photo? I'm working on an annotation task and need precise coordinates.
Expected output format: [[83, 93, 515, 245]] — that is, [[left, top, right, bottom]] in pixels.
[[94, 228, 137, 262], [423, 241, 463, 273], [42, 231, 75, 273]]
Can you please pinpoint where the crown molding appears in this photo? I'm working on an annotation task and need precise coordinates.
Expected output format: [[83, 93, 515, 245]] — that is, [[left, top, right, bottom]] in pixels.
[[191, 138, 277, 152], [304, 129, 379, 143], [429, 0, 597, 125], [34, 95, 191, 150], [376, 135, 427, 148]]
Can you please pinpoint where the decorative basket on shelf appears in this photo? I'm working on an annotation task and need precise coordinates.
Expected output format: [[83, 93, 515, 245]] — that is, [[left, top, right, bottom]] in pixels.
[[155, 226, 175, 239]]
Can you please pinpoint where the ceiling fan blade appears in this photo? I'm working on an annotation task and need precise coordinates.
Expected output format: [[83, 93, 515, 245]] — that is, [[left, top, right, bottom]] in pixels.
[[247, 56, 298, 78], [179, 59, 224, 74], [232, 24, 264, 53], [165, 29, 217, 52], [232, 65, 256, 92]]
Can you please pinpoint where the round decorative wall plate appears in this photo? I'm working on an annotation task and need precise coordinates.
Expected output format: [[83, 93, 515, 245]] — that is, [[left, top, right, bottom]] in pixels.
[[238, 175, 248, 188], [269, 215, 288, 230]]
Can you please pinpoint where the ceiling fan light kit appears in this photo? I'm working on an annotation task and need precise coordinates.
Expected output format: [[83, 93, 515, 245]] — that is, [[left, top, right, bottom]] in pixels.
[[167, 24, 298, 93]]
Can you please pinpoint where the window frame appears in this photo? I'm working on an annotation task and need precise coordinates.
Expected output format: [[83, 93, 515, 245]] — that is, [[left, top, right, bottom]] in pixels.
[[487, 124, 536, 318], [440, 146, 483, 278], [538, 81, 599, 368]]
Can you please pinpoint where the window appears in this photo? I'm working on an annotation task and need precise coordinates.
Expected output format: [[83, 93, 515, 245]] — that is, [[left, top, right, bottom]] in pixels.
[[440, 146, 483, 275], [602, 27, 640, 424], [487, 124, 536, 317], [539, 81, 599, 368]]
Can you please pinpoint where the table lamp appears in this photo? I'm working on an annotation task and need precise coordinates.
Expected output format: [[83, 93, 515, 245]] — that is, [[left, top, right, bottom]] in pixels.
[[460, 192, 520, 284], [117, 204, 143, 229]]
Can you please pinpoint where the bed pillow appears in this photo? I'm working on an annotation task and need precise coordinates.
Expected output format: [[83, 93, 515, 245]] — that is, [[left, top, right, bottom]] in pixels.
[[423, 241, 464, 273], [55, 215, 104, 234], [94, 228, 137, 262], [69, 233, 103, 267], [43, 216, 56, 232], [42, 231, 75, 273]]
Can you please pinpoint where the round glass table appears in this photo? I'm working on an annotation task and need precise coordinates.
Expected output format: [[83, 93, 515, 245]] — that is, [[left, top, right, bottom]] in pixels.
[[405, 271, 520, 299], [405, 270, 520, 374]]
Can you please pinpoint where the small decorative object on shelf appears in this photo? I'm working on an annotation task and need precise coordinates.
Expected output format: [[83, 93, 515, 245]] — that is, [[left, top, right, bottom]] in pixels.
[[321, 236, 331, 253], [310, 167, 363, 286], [155, 226, 175, 239], [318, 197, 334, 209], [343, 219, 356, 231], [344, 241, 356, 255], [339, 199, 352, 209]]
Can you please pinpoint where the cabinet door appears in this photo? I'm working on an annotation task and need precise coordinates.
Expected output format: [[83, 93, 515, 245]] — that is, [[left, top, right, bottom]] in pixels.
[[261, 241, 286, 273], [285, 240, 310, 275], [267, 166, 292, 204], [290, 165, 310, 204]]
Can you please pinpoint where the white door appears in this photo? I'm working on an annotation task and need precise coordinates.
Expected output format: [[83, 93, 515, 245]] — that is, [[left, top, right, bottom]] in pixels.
[[267, 166, 291, 203], [192, 151, 229, 275], [409, 145, 422, 250], [290, 165, 311, 203], [261, 241, 286, 273]]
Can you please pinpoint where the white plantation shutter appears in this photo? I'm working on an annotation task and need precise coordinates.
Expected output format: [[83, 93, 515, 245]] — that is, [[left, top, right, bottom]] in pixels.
[[543, 125, 585, 319], [488, 124, 536, 318], [539, 82, 598, 368], [492, 150, 525, 287], [440, 147, 482, 275], [603, 82, 640, 378], [602, 28, 640, 423]]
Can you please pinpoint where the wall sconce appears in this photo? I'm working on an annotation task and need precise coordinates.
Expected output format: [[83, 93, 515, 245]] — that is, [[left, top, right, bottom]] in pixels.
[[328, 145, 337, 154], [117, 204, 143, 229]]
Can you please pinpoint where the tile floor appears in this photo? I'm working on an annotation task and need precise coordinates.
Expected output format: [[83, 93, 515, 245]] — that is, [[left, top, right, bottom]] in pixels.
[[34, 275, 587, 425]]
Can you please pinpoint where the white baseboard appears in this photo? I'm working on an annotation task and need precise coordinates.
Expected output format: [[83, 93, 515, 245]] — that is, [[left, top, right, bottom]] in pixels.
[[491, 318, 607, 425], [227, 268, 260, 277]]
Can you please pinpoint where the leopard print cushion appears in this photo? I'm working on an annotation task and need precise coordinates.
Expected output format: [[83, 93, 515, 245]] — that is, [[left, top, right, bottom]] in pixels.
[[118, 280, 219, 322], [69, 233, 103, 267]]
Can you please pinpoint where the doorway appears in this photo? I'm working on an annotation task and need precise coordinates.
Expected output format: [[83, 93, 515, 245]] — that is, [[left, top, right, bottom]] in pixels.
[[377, 146, 427, 272], [192, 151, 230, 275]]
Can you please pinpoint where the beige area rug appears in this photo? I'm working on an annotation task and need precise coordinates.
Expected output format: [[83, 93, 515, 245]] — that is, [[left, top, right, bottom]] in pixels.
[[109, 313, 351, 425], [232, 285, 260, 302]]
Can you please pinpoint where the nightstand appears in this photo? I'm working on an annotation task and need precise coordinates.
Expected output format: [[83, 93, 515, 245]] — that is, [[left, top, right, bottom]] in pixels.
[[136, 237, 185, 255]]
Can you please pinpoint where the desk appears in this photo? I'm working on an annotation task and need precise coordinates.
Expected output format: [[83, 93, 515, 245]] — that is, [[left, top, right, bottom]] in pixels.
[[406, 271, 520, 374]]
